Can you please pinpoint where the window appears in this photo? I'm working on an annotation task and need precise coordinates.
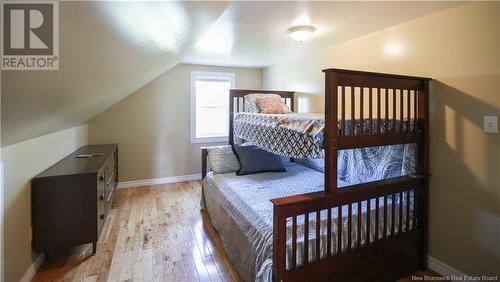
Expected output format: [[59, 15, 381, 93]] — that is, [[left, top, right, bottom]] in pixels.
[[190, 71, 235, 143]]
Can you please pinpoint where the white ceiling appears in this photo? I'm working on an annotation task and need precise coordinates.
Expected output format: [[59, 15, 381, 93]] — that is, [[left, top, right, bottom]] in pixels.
[[182, 1, 461, 67]]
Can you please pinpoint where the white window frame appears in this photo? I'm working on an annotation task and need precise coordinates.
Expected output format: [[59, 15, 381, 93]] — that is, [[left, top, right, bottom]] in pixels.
[[190, 71, 235, 144]]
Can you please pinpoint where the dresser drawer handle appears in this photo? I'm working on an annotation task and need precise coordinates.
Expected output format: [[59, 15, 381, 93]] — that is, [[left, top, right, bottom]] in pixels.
[[106, 172, 114, 185], [107, 191, 113, 203]]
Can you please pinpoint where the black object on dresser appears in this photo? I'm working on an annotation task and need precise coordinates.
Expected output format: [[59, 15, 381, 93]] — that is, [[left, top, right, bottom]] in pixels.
[[32, 144, 118, 257]]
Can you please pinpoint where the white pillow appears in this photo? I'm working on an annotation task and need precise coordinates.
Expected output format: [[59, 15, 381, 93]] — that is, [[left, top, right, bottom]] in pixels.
[[244, 93, 291, 113], [207, 145, 240, 174]]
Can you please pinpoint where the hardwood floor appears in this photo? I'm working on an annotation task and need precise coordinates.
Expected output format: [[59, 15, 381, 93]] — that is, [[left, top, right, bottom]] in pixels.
[[33, 181, 438, 282]]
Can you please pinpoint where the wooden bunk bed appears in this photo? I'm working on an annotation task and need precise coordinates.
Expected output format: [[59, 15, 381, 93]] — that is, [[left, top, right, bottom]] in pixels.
[[202, 68, 431, 281]]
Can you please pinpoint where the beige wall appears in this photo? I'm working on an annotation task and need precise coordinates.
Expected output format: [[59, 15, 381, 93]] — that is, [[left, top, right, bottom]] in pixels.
[[263, 2, 500, 275], [2, 125, 88, 282], [88, 64, 262, 182]]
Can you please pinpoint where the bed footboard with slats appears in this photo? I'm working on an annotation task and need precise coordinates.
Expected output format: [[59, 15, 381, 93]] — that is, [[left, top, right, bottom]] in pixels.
[[272, 69, 431, 281]]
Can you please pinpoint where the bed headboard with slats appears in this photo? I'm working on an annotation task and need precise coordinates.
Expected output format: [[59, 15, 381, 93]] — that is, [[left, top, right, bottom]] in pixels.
[[228, 89, 295, 145]]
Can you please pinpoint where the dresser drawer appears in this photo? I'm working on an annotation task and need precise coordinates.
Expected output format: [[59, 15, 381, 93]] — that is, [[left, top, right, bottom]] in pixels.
[[105, 174, 115, 211], [97, 169, 106, 234], [104, 156, 114, 182], [104, 154, 116, 213]]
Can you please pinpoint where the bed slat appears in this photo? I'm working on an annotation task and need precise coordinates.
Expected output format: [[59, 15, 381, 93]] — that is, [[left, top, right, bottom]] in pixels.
[[316, 211, 321, 262], [399, 192, 403, 235], [413, 190, 417, 230], [407, 90, 411, 132], [383, 196, 388, 239], [385, 89, 389, 134], [304, 213, 309, 265], [393, 90, 397, 133], [391, 193, 396, 237], [375, 197, 379, 242], [357, 202, 362, 248], [400, 90, 404, 133], [292, 216, 297, 269], [338, 207, 342, 254], [342, 86, 346, 136], [369, 88, 373, 135], [414, 90, 418, 132], [406, 190, 411, 231], [377, 88, 381, 134], [366, 199, 371, 245], [348, 203, 352, 251], [327, 208, 332, 257], [351, 88, 355, 136], [360, 88, 364, 136]]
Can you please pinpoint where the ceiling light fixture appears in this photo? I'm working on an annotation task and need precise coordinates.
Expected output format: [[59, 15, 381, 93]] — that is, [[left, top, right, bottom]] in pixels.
[[288, 25, 316, 42]]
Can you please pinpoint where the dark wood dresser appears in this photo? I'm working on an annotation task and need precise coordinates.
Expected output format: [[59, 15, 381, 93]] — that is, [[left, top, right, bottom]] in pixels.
[[32, 144, 118, 256]]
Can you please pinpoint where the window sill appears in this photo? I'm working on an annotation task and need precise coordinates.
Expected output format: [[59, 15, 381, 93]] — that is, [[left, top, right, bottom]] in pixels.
[[191, 136, 228, 144]]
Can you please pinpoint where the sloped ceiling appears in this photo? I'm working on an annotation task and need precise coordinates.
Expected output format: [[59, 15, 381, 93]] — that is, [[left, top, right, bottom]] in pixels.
[[1, 1, 228, 146]]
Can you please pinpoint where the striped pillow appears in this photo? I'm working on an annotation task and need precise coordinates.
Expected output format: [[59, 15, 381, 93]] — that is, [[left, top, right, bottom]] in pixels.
[[207, 146, 240, 174]]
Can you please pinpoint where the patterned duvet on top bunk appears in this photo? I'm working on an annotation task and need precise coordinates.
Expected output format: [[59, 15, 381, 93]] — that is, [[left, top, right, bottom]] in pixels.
[[233, 112, 415, 159]]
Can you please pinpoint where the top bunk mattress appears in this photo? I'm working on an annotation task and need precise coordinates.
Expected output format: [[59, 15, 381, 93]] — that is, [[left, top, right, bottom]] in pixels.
[[234, 112, 324, 158], [233, 112, 415, 159]]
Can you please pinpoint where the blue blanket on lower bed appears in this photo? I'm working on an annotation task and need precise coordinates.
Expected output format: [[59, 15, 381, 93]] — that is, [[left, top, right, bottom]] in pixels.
[[295, 143, 417, 185]]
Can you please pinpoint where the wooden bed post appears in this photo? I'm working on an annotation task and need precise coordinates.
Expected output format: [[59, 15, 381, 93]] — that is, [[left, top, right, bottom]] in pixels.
[[229, 90, 235, 145], [416, 80, 430, 270], [272, 205, 286, 282], [201, 147, 208, 179], [324, 71, 339, 193]]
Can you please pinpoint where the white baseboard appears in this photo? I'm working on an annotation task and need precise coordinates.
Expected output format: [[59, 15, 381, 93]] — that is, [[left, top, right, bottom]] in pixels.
[[117, 174, 201, 189], [428, 255, 465, 278], [21, 253, 44, 282]]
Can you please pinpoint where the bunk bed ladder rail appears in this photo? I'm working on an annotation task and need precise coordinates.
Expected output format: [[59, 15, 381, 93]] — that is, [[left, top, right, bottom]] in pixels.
[[272, 69, 430, 281]]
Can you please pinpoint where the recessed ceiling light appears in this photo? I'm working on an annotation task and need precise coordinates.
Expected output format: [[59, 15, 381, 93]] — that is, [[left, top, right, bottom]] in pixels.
[[288, 25, 316, 42]]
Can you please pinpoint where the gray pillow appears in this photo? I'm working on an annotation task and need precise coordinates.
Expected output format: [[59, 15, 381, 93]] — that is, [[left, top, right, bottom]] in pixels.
[[295, 158, 325, 173], [240, 141, 293, 167], [207, 146, 240, 174], [281, 156, 294, 167], [232, 145, 286, 175]]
